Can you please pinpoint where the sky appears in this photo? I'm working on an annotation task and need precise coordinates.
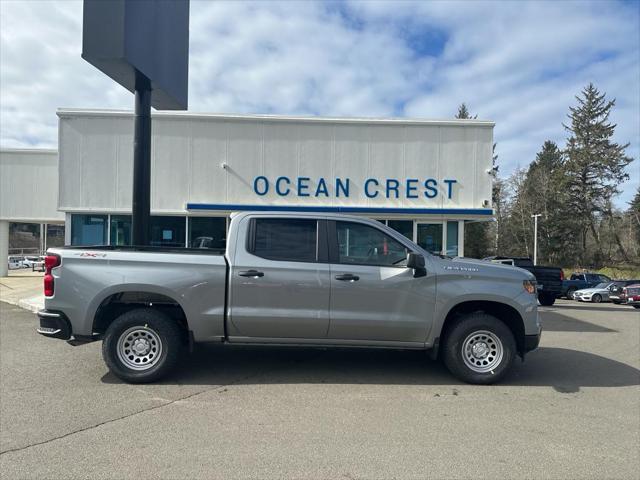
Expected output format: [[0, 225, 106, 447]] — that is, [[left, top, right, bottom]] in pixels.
[[1, 0, 638, 208]]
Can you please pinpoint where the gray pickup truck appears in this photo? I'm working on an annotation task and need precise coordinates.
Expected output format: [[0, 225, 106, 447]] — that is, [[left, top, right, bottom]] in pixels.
[[37, 212, 541, 384]]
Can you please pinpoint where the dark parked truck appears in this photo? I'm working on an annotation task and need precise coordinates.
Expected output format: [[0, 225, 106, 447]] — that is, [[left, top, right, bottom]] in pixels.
[[561, 272, 611, 299], [484, 257, 563, 306], [37, 212, 541, 385]]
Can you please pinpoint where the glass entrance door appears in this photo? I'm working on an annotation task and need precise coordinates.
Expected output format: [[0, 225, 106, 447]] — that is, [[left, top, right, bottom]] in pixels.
[[416, 223, 443, 255]]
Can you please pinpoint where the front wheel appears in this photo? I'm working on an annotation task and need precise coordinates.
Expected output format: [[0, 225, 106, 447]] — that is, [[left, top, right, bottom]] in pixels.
[[102, 308, 185, 383], [442, 313, 517, 384]]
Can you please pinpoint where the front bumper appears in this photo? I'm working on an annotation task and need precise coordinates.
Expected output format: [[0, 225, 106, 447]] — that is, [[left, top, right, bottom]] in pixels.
[[36, 310, 72, 340], [524, 332, 541, 352]]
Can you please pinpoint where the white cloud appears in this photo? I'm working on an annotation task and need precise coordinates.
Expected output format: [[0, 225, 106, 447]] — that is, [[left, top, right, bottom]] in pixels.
[[1, 0, 638, 206]]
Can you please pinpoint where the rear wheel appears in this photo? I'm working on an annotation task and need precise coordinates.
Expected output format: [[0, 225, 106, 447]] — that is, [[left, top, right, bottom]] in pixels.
[[592, 294, 602, 303], [102, 308, 185, 383], [442, 313, 517, 384], [566, 288, 576, 300], [538, 293, 556, 306]]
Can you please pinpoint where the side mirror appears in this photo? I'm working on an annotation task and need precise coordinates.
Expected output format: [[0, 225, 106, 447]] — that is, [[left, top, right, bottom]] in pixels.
[[407, 252, 426, 278]]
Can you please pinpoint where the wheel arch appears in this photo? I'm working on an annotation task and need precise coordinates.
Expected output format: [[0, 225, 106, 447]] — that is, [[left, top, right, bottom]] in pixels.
[[91, 287, 189, 341], [439, 300, 526, 357]]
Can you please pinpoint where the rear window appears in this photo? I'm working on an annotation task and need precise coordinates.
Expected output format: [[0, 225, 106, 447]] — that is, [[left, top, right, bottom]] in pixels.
[[251, 218, 317, 263]]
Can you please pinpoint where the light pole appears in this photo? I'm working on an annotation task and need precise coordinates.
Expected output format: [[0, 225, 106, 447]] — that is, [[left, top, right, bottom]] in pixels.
[[531, 214, 542, 265]]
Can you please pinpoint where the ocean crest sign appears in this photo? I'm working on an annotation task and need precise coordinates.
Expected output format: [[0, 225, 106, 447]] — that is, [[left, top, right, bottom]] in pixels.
[[253, 176, 459, 200]]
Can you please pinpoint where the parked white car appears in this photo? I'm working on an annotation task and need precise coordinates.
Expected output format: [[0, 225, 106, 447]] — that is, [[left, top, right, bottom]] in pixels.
[[22, 256, 41, 269], [8, 256, 25, 269], [573, 282, 614, 303]]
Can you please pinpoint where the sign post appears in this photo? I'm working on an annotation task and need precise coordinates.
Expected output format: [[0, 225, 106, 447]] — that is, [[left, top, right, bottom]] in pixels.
[[132, 73, 152, 246], [81, 0, 189, 245]]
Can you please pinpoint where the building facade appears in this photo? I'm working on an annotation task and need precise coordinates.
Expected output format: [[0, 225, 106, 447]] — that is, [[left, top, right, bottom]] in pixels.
[[56, 109, 494, 257], [0, 149, 65, 275]]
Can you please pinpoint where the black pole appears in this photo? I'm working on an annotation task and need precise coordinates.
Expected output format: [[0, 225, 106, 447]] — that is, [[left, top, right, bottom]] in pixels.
[[131, 73, 152, 246]]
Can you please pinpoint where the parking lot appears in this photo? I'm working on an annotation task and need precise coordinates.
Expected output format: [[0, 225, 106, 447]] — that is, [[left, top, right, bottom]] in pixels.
[[0, 300, 638, 479]]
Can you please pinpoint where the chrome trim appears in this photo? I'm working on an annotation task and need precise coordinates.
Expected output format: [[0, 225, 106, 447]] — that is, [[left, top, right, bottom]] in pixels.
[[37, 310, 61, 318], [37, 327, 62, 335]]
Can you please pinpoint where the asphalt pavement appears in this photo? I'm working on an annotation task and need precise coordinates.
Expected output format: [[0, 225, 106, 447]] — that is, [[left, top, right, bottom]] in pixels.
[[1, 300, 639, 479]]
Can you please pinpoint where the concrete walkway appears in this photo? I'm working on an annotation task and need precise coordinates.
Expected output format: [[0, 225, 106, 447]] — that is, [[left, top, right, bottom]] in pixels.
[[0, 270, 43, 313]]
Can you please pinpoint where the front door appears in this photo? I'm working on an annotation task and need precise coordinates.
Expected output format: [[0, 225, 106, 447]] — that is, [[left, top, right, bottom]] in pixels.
[[327, 220, 436, 343], [228, 217, 331, 339]]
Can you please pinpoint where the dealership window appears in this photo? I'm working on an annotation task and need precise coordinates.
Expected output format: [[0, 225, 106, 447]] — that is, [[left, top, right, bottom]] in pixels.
[[416, 223, 443, 255], [188, 217, 226, 249], [110, 215, 132, 246], [252, 218, 317, 262], [46, 224, 65, 249], [387, 220, 413, 240], [150, 216, 186, 247], [336, 221, 408, 267], [446, 221, 459, 257], [71, 214, 108, 245]]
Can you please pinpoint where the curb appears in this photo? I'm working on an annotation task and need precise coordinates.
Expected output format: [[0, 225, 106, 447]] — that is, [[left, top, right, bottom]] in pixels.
[[17, 296, 44, 314]]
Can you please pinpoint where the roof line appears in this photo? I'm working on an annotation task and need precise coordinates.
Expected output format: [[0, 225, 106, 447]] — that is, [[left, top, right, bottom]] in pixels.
[[56, 108, 495, 127], [0, 148, 58, 154]]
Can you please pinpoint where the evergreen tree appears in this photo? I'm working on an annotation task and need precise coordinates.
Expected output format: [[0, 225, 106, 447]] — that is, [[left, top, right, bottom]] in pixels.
[[521, 141, 577, 265], [563, 83, 633, 266], [455, 103, 477, 120]]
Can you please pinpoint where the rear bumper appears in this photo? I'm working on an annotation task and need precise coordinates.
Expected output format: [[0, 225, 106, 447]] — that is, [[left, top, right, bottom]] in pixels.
[[36, 310, 72, 340]]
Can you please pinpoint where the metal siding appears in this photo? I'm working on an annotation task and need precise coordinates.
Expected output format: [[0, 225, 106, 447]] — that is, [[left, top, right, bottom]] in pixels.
[[57, 112, 494, 216], [0, 150, 64, 222], [190, 119, 227, 205]]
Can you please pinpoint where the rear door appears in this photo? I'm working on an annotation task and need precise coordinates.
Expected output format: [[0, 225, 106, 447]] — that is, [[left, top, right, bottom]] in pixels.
[[228, 216, 331, 340], [327, 220, 435, 344]]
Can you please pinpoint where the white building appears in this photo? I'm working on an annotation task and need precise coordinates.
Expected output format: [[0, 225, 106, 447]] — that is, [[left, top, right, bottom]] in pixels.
[[0, 148, 65, 275], [1, 109, 495, 273]]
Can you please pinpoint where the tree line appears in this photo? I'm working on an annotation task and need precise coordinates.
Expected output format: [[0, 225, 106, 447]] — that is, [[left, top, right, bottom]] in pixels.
[[458, 83, 638, 268]]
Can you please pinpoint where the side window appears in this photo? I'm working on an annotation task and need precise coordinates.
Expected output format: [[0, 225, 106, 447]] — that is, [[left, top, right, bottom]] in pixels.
[[336, 221, 408, 267], [570, 274, 579, 280], [251, 218, 317, 262]]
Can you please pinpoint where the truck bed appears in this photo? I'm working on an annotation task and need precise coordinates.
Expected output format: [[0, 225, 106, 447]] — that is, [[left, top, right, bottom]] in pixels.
[[45, 246, 228, 342]]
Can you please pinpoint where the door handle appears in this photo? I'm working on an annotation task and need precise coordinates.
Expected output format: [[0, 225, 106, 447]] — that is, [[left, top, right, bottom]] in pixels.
[[238, 270, 264, 278], [335, 273, 359, 282]]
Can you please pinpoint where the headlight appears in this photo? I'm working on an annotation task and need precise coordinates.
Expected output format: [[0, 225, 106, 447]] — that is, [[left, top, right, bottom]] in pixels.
[[523, 280, 537, 294]]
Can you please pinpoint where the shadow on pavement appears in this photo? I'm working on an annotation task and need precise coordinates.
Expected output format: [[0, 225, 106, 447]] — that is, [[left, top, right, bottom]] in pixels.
[[545, 303, 638, 313], [540, 311, 616, 332], [102, 344, 639, 393]]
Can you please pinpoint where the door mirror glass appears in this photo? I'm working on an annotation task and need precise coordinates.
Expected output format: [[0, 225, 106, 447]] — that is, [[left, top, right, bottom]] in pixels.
[[407, 253, 426, 277]]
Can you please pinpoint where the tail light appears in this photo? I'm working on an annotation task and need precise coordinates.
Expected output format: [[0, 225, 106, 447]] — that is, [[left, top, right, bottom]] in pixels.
[[559, 270, 565, 281], [44, 254, 61, 297]]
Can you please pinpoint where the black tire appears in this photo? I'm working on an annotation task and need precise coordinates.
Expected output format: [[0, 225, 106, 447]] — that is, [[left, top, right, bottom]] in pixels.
[[102, 308, 185, 383], [442, 312, 517, 385], [566, 288, 576, 300], [612, 300, 621, 304], [633, 305, 640, 309], [538, 293, 556, 306], [592, 294, 602, 303]]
